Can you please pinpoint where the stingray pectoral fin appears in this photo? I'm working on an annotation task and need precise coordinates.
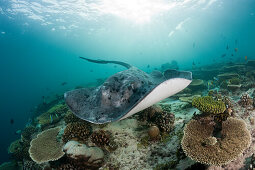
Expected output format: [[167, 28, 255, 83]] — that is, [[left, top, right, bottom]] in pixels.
[[119, 77, 192, 120]]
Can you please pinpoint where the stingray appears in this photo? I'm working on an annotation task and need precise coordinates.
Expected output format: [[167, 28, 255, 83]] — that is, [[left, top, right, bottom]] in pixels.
[[64, 57, 192, 124]]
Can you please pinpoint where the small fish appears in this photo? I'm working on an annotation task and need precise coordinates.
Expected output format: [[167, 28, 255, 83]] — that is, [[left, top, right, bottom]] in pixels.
[[50, 114, 53, 123], [235, 39, 238, 45], [231, 54, 234, 56], [226, 45, 229, 50], [15, 130, 22, 135], [61, 82, 67, 86], [221, 54, 226, 58], [90, 69, 94, 72], [234, 48, 238, 52], [213, 77, 219, 81], [147, 65, 150, 68], [245, 56, 247, 61], [193, 42, 195, 48], [10, 119, 14, 124], [192, 61, 196, 66], [55, 113, 58, 118]]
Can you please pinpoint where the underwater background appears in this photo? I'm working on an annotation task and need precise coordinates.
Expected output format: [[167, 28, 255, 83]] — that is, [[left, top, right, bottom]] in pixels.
[[0, 0, 255, 167]]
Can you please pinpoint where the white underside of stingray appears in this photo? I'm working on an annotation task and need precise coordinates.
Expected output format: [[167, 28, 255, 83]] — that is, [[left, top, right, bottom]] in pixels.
[[119, 78, 192, 120]]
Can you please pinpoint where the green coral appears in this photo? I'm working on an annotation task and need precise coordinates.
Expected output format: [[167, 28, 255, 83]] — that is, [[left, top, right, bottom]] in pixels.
[[37, 104, 69, 126], [192, 96, 226, 114]]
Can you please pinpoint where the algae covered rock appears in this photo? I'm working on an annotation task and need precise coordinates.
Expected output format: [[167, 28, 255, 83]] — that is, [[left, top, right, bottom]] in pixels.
[[63, 141, 104, 169], [36, 104, 69, 127], [192, 96, 226, 114]]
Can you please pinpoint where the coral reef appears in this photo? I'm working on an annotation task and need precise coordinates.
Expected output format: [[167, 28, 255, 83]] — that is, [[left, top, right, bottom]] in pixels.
[[181, 118, 251, 166], [188, 79, 205, 91], [229, 77, 241, 85], [239, 93, 253, 107], [152, 111, 175, 133], [91, 130, 112, 147], [0, 161, 22, 170], [29, 127, 64, 164], [62, 122, 92, 143], [21, 126, 37, 141], [138, 105, 175, 133], [36, 104, 68, 127], [192, 96, 226, 114], [218, 73, 239, 81], [64, 110, 84, 124]]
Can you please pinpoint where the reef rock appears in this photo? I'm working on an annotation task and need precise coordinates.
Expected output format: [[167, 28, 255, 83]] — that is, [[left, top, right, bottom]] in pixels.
[[63, 141, 104, 168], [247, 60, 255, 67]]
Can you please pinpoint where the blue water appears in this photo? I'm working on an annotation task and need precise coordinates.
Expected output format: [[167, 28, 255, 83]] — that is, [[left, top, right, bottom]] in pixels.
[[0, 0, 255, 163]]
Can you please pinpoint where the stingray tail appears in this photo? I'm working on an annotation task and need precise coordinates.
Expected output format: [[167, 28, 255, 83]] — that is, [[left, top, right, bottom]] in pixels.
[[79, 56, 132, 69]]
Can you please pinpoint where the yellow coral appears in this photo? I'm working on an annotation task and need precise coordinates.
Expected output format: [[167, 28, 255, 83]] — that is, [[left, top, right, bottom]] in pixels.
[[192, 96, 226, 114]]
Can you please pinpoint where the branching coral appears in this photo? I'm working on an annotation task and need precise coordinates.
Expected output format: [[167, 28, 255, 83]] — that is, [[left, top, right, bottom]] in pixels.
[[138, 105, 175, 133], [29, 127, 64, 164], [181, 118, 251, 166], [152, 111, 175, 133], [62, 122, 92, 143], [239, 93, 253, 107], [64, 111, 84, 124], [91, 130, 111, 147], [192, 96, 226, 114]]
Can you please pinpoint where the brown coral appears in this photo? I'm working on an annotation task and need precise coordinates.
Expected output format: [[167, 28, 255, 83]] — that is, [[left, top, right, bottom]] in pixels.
[[91, 130, 111, 147], [148, 126, 160, 139], [64, 111, 84, 124], [239, 93, 253, 107], [152, 111, 175, 133], [62, 122, 92, 143], [181, 118, 251, 166], [29, 127, 64, 164]]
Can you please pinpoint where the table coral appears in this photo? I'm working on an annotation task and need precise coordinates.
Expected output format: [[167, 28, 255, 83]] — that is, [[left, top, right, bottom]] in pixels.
[[29, 127, 64, 164], [181, 118, 251, 166]]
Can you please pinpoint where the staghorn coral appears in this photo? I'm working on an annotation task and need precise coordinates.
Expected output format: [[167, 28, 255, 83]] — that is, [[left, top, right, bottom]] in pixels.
[[192, 96, 226, 114], [181, 118, 251, 166], [62, 122, 92, 143], [29, 127, 64, 164], [91, 130, 112, 147], [239, 93, 253, 107]]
